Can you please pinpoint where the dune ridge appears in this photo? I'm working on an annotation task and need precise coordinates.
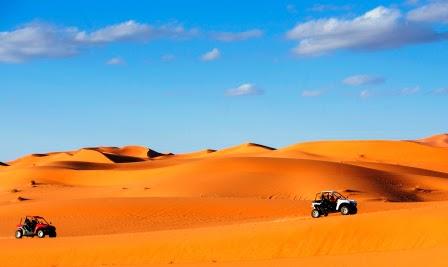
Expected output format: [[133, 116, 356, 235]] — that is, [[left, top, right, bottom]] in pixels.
[[416, 133, 448, 148], [175, 149, 217, 159], [3, 135, 448, 200], [1, 133, 448, 266], [210, 143, 276, 157]]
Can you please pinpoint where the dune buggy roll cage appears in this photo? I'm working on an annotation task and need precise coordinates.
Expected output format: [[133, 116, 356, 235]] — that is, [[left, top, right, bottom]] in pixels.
[[314, 191, 347, 201], [20, 216, 50, 225]]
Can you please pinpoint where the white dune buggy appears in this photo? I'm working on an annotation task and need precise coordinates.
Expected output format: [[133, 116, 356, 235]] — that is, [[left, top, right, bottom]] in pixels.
[[311, 191, 357, 218]]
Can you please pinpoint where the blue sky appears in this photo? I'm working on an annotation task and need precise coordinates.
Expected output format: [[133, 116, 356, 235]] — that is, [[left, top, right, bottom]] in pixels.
[[1, 0, 447, 161]]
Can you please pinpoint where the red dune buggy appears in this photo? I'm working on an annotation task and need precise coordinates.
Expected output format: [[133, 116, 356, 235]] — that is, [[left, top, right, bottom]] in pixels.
[[15, 216, 57, 238]]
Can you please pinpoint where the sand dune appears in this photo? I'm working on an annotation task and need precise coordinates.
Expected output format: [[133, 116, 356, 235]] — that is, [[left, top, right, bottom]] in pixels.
[[210, 143, 275, 157], [1, 202, 447, 266], [0, 134, 447, 266], [417, 133, 448, 148], [276, 139, 448, 172], [0, 197, 308, 237], [88, 146, 148, 157], [3, 155, 447, 201], [89, 145, 166, 159], [7, 149, 114, 167], [175, 149, 217, 159], [66, 149, 114, 163]]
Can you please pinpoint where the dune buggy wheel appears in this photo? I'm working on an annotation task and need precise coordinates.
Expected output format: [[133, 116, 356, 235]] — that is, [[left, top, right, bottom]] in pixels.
[[37, 230, 45, 238], [340, 205, 350, 215], [49, 232, 57, 238], [311, 209, 320, 218], [15, 230, 23, 239]]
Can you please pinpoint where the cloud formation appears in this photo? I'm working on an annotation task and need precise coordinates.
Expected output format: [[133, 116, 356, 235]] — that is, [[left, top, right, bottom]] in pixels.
[[1, 20, 264, 63], [0, 23, 79, 63], [401, 86, 420, 95], [226, 83, 263, 96], [433, 87, 448, 94], [212, 29, 263, 42], [360, 89, 372, 98], [201, 48, 220, 61], [76, 21, 151, 43], [75, 20, 196, 43], [286, 6, 445, 56], [343, 75, 385, 86], [407, 1, 448, 23], [106, 57, 125, 65], [0, 21, 197, 63]]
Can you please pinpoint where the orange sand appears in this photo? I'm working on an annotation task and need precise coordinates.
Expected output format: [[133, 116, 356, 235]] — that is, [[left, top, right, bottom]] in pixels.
[[1, 133, 447, 266]]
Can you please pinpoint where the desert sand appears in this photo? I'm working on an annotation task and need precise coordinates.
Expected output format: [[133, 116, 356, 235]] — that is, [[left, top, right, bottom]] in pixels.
[[1, 134, 448, 266]]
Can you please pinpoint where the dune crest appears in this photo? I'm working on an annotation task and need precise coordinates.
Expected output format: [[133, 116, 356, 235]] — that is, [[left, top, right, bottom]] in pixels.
[[1, 134, 448, 266], [416, 133, 448, 148], [175, 149, 217, 159], [88, 145, 156, 158], [7, 153, 50, 166], [67, 149, 114, 163], [277, 139, 448, 172], [212, 142, 276, 156]]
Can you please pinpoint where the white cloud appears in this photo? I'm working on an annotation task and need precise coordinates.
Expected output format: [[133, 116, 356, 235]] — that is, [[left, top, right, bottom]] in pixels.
[[106, 57, 124, 65], [226, 83, 263, 96], [433, 87, 448, 94], [343, 75, 385, 86], [201, 48, 220, 61], [0, 23, 79, 63], [401, 86, 420, 95], [286, 6, 443, 56], [360, 89, 372, 98], [0, 21, 197, 63], [76, 20, 197, 43], [407, 1, 448, 23], [212, 29, 263, 42], [75, 20, 151, 43], [301, 90, 322, 97]]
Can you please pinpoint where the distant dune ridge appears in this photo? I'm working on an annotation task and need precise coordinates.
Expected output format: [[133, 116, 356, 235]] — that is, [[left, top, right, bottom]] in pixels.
[[3, 134, 448, 200], [86, 145, 165, 159], [211, 142, 276, 157], [416, 133, 448, 148], [0, 134, 448, 266]]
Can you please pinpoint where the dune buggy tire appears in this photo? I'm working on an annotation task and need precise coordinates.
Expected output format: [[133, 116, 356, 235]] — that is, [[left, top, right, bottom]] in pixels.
[[15, 230, 23, 239], [311, 209, 320, 218], [49, 232, 57, 238], [37, 230, 45, 238], [351, 207, 358, 215], [340, 205, 350, 215]]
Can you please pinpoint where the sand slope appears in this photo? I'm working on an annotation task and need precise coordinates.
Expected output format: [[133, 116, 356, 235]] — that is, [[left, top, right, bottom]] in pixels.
[[417, 133, 448, 148], [1, 134, 447, 266], [276, 139, 448, 172], [210, 143, 275, 157], [1, 202, 448, 266]]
